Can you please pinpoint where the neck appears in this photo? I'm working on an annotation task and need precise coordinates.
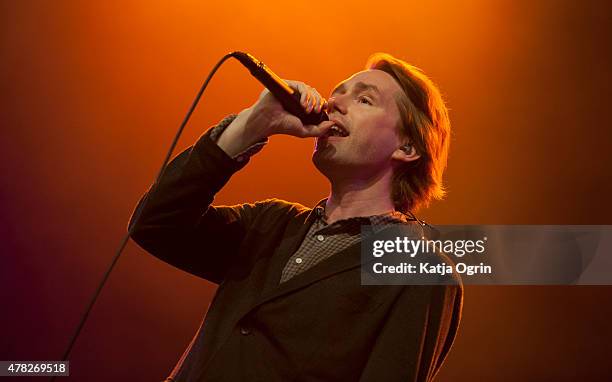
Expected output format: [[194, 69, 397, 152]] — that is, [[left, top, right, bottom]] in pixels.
[[324, 170, 396, 224]]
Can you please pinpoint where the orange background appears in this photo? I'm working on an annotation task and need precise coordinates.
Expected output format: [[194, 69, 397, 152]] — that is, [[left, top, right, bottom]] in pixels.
[[1, 1, 611, 380]]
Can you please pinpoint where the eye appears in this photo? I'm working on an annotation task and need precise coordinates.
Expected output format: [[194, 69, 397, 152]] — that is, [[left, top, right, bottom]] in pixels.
[[358, 96, 373, 105]]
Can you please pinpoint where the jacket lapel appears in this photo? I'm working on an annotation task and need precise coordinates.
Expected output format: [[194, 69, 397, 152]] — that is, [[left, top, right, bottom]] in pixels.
[[256, 203, 321, 297], [257, 239, 364, 306]]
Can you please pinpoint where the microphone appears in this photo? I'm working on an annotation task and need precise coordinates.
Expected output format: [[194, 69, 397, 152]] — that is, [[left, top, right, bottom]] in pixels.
[[230, 51, 329, 126]]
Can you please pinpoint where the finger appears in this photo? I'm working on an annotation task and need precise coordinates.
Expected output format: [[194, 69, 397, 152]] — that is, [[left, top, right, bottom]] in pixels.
[[319, 99, 328, 113], [286, 80, 306, 92], [308, 90, 319, 114], [286, 80, 307, 106], [315, 94, 326, 114], [303, 92, 311, 110], [306, 89, 315, 113], [299, 86, 309, 107], [308, 88, 319, 114], [310, 88, 325, 114], [310, 88, 321, 112], [300, 120, 334, 137], [286, 80, 319, 113]]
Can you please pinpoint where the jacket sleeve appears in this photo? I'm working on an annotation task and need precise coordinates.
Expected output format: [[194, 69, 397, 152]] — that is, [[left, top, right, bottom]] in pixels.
[[358, 283, 463, 382], [127, 117, 274, 284]]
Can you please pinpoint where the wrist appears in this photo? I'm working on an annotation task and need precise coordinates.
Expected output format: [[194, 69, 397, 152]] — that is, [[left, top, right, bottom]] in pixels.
[[216, 108, 268, 157], [239, 107, 269, 142]]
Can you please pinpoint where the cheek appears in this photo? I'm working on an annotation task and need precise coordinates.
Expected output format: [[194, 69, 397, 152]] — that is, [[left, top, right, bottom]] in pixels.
[[354, 115, 401, 154], [346, 132, 399, 166]]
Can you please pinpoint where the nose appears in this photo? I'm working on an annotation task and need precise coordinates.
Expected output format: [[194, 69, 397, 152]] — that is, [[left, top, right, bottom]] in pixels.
[[327, 94, 348, 115]]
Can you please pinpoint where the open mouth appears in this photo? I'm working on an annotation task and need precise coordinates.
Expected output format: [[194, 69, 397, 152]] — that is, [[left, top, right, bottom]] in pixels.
[[324, 123, 349, 138]]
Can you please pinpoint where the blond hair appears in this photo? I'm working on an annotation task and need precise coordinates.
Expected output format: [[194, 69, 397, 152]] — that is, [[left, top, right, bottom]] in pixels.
[[366, 53, 451, 212]]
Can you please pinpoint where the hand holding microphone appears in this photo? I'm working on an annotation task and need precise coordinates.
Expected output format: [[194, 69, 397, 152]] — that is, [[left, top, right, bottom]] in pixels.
[[248, 80, 335, 138], [216, 53, 335, 156], [231, 52, 329, 126]]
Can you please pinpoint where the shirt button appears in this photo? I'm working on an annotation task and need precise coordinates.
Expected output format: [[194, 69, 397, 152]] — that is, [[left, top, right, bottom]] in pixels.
[[240, 326, 251, 335], [295, 258, 303, 264], [316, 234, 325, 242]]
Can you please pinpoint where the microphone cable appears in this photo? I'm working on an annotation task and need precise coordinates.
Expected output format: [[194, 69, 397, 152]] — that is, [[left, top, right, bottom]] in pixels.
[[51, 51, 240, 381]]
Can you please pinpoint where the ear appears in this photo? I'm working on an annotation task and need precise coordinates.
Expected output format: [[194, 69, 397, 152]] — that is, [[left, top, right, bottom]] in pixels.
[[392, 144, 421, 163]]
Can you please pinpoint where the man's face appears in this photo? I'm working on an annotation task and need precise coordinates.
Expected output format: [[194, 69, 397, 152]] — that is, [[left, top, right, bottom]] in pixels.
[[313, 69, 405, 180]]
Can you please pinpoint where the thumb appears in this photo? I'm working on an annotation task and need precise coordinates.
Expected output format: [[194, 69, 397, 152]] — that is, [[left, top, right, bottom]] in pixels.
[[300, 120, 335, 138]]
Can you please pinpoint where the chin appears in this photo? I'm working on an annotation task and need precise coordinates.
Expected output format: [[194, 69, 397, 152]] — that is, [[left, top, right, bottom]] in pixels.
[[312, 150, 356, 179], [312, 149, 339, 177], [312, 150, 330, 172]]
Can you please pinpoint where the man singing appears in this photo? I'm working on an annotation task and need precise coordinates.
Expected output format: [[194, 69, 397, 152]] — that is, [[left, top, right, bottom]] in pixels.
[[129, 53, 462, 381]]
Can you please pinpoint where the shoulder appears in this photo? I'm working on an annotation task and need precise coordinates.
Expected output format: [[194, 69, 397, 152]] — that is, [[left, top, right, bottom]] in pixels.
[[251, 198, 313, 220]]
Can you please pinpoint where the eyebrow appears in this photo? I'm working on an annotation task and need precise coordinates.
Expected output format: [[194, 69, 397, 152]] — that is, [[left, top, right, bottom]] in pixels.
[[331, 81, 381, 97]]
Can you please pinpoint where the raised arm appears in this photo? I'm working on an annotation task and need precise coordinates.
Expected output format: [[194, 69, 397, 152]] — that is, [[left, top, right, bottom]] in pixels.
[[128, 81, 333, 284]]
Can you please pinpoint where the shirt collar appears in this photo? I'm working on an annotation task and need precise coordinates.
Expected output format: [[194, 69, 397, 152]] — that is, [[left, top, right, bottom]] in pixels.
[[312, 198, 412, 226]]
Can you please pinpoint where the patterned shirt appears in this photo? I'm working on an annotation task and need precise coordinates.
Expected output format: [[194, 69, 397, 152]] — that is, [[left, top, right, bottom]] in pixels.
[[280, 200, 412, 283]]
